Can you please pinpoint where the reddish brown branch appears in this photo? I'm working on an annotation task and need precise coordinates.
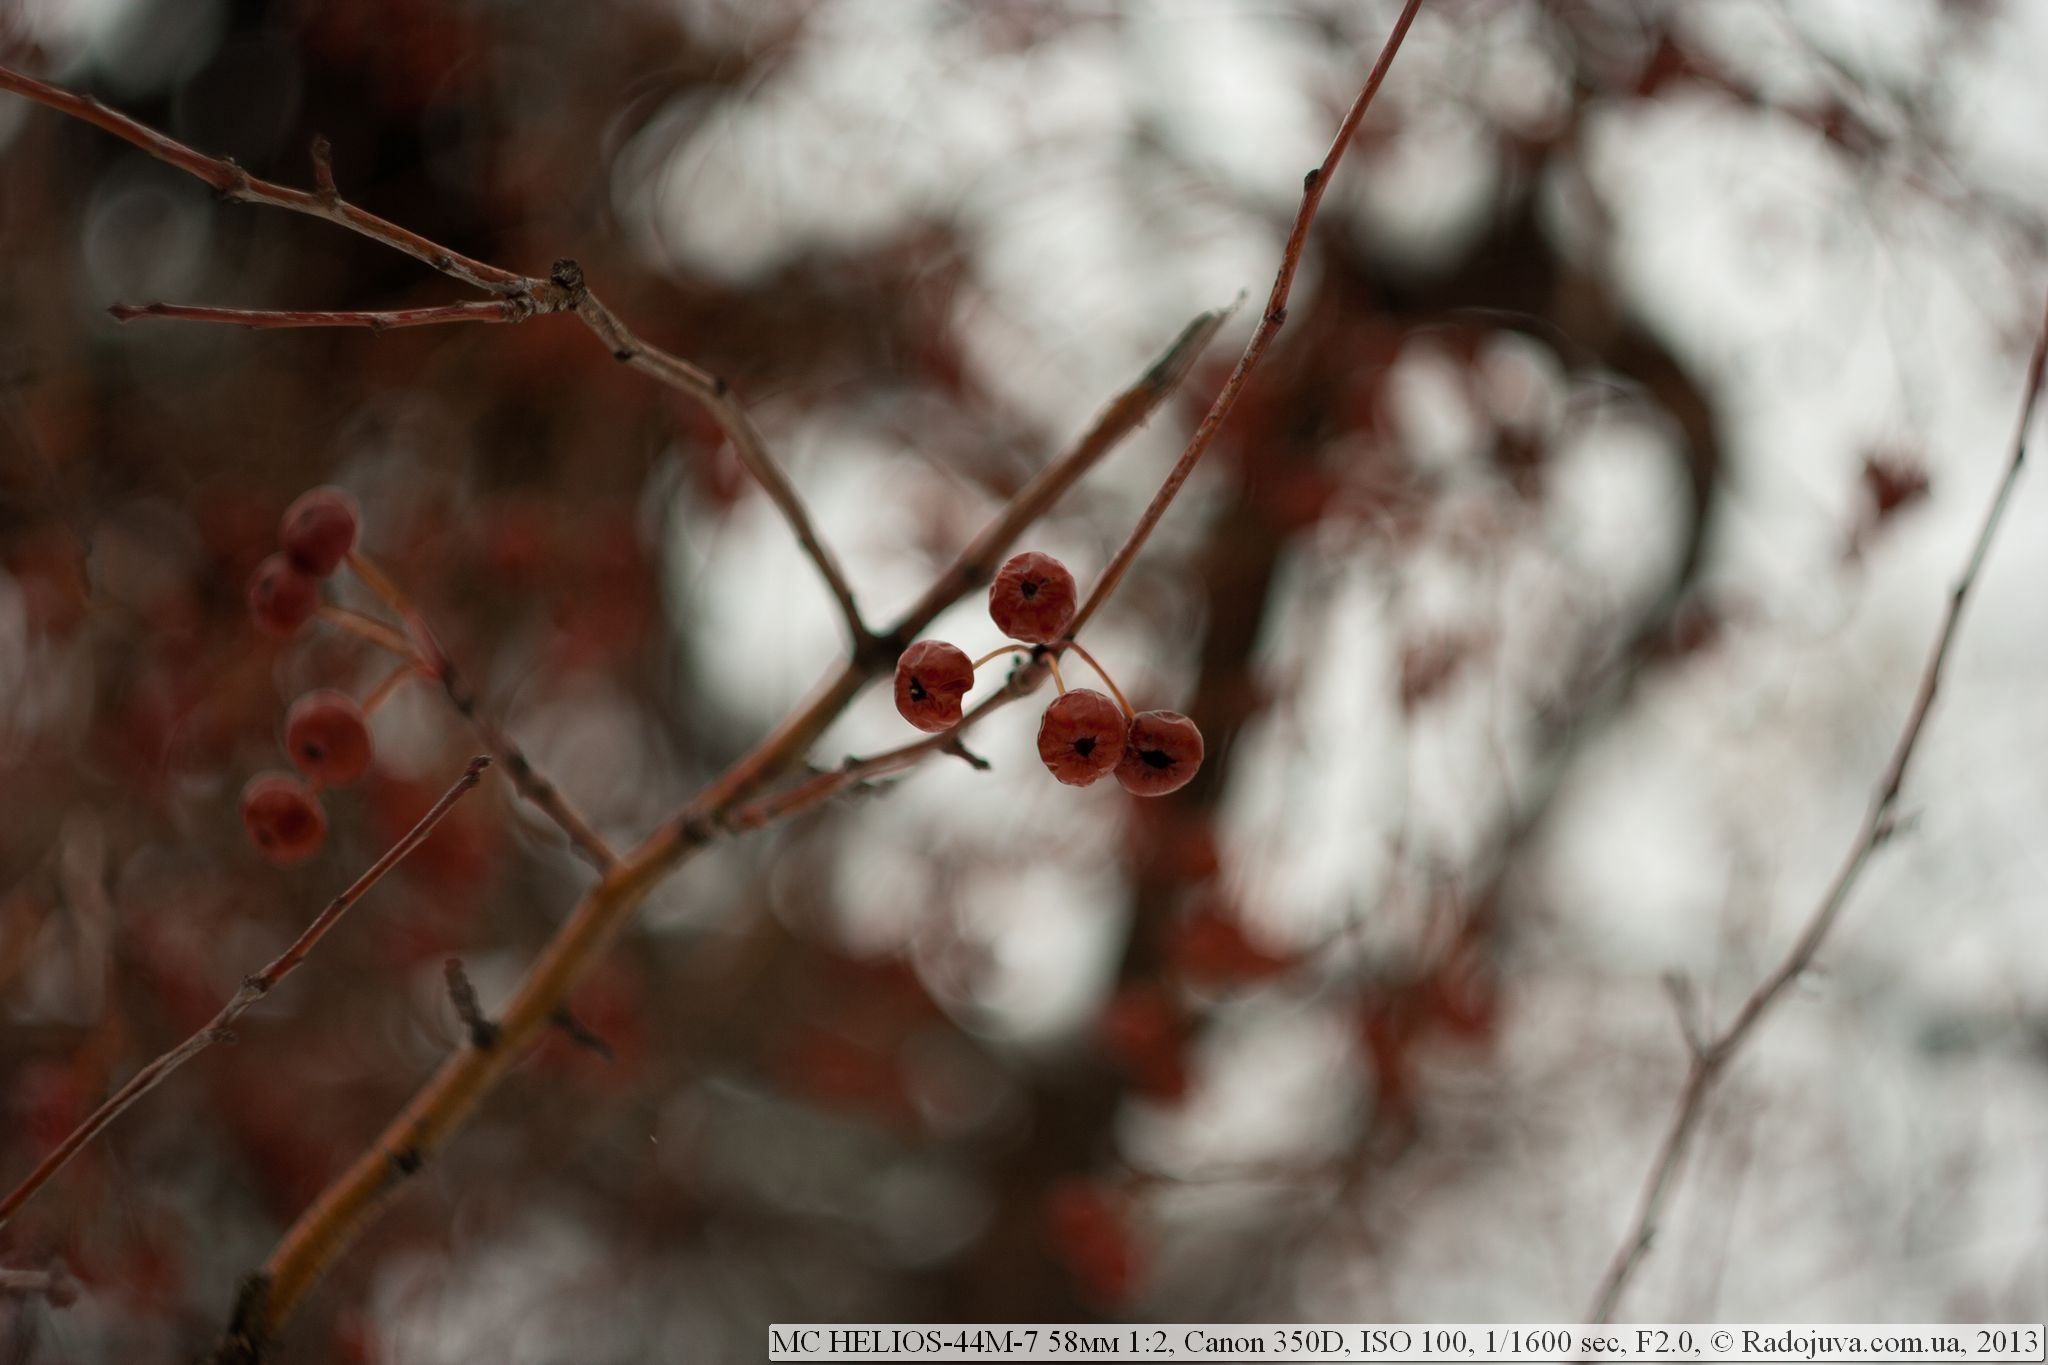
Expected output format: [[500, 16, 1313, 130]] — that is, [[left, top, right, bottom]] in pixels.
[[0, 67, 521, 293], [108, 300, 530, 330], [1587, 289, 2048, 1322], [1066, 0, 1424, 639], [0, 758, 490, 1232]]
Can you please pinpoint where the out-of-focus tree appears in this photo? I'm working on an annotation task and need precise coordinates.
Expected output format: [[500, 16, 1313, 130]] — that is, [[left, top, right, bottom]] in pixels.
[[3, 1, 2047, 1360]]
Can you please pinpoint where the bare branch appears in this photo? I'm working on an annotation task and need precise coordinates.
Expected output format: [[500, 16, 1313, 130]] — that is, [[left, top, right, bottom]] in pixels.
[[108, 300, 530, 330], [1066, 0, 1424, 639], [1587, 289, 2048, 1323], [0, 759, 490, 1232], [0, 67, 521, 293]]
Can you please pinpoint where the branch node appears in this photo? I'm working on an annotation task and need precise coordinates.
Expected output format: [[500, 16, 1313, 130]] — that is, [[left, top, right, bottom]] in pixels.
[[942, 736, 992, 771], [442, 958, 500, 1050], [310, 135, 337, 204], [1303, 166, 1321, 190], [212, 1273, 273, 1365], [1659, 972, 1704, 1058], [551, 1007, 615, 1062], [389, 1146, 423, 1178], [548, 257, 587, 300]]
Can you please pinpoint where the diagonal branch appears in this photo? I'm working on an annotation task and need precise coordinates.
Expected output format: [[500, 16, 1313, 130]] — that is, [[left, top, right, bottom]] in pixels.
[[1065, 0, 1424, 640], [0, 68, 521, 294], [107, 300, 532, 330], [0, 758, 490, 1232], [1586, 288, 2048, 1323]]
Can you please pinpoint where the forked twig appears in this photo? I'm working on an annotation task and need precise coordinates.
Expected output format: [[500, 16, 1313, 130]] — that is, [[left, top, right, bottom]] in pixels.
[[0, 66, 867, 646], [1587, 290, 2048, 1322]]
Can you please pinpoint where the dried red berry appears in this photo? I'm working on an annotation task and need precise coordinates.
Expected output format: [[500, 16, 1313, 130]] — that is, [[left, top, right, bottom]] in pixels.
[[247, 553, 320, 638], [1036, 689, 1127, 786], [240, 772, 327, 865], [988, 550, 1077, 644], [284, 689, 374, 786], [894, 639, 975, 732], [1115, 710, 1204, 797], [279, 486, 361, 576]]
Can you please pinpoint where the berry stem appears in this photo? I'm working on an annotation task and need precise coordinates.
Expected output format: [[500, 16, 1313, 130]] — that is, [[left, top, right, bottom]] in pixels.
[[1045, 652, 1070, 695], [1062, 640, 1134, 719], [343, 551, 615, 872], [971, 644, 1030, 671], [362, 662, 424, 716], [316, 605, 413, 658]]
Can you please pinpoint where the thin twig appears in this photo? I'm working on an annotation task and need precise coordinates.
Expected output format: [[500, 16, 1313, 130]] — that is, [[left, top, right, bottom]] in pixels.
[[0, 68, 520, 293], [561, 273, 870, 645], [1586, 289, 2048, 1323], [316, 605, 413, 657], [1065, 0, 1424, 639], [343, 551, 617, 874], [0, 759, 490, 1231], [725, 667, 1047, 833], [108, 300, 530, 330]]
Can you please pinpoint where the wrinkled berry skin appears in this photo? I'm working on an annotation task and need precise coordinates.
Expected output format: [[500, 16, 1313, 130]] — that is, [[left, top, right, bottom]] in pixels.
[[279, 486, 361, 576], [988, 551, 1077, 644], [241, 772, 328, 864], [248, 553, 320, 638], [285, 689, 374, 786], [1115, 710, 1204, 797], [894, 639, 975, 732], [1036, 689, 1127, 786]]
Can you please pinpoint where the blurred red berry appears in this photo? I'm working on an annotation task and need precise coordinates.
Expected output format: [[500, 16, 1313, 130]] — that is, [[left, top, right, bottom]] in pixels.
[[1114, 710, 1204, 797], [988, 550, 1077, 644], [247, 553, 320, 638], [284, 689, 374, 786], [240, 772, 327, 864], [279, 486, 361, 576], [1036, 688, 1127, 786], [1098, 983, 1190, 1101], [1044, 1179, 1141, 1306], [893, 639, 975, 732], [1171, 904, 1295, 986]]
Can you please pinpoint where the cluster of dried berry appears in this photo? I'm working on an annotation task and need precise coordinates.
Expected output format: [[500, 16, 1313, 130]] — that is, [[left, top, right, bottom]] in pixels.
[[893, 551, 1204, 796], [238, 489, 379, 865]]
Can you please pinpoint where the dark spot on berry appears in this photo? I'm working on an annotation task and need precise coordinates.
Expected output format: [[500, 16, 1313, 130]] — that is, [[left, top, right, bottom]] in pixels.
[[1021, 580, 1039, 599], [1140, 748, 1172, 770], [1074, 736, 1096, 757], [910, 677, 928, 702]]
